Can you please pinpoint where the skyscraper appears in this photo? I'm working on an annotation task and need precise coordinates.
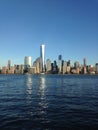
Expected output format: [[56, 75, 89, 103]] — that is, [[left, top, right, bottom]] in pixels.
[[8, 60, 11, 70], [46, 59, 51, 73], [74, 61, 80, 69], [62, 61, 67, 74], [83, 58, 86, 67], [40, 44, 45, 72], [83, 58, 87, 74], [58, 55, 62, 73], [24, 56, 32, 71]]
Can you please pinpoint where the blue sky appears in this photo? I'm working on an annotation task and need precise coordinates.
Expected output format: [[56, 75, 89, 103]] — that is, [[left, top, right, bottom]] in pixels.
[[0, 0, 98, 67]]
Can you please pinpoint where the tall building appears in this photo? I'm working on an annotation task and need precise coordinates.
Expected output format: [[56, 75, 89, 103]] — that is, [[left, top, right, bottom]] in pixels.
[[83, 58, 86, 67], [46, 59, 51, 73], [74, 61, 80, 69], [83, 58, 87, 74], [40, 44, 45, 72], [8, 60, 11, 70], [67, 60, 71, 67], [58, 55, 62, 73], [33, 57, 41, 73], [95, 63, 98, 74], [62, 61, 67, 74], [53, 60, 58, 73], [24, 56, 32, 71]]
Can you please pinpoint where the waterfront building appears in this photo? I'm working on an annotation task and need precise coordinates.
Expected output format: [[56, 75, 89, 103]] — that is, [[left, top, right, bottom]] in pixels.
[[7, 66, 15, 74], [1, 66, 15, 74], [51, 63, 54, 73], [46, 59, 51, 73], [0, 67, 1, 74], [66, 66, 71, 74], [1, 66, 7, 74], [74, 61, 80, 69], [33, 57, 42, 73], [14, 65, 24, 74], [83, 67, 87, 74], [58, 55, 62, 73], [24, 56, 32, 72], [67, 60, 71, 67], [95, 63, 98, 74], [28, 67, 36, 74], [51, 61, 58, 73], [83, 58, 86, 67], [8, 60, 11, 70], [62, 61, 67, 74], [53, 60, 58, 73], [40, 44, 45, 73], [83, 58, 87, 74], [36, 62, 40, 73]]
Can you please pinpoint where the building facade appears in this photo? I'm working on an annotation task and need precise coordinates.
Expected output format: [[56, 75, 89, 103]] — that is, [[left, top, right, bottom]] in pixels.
[[74, 61, 80, 69], [58, 55, 62, 73], [24, 56, 32, 71], [46, 59, 51, 73], [40, 44, 45, 73], [8, 60, 11, 70], [62, 61, 67, 74], [96, 63, 98, 74]]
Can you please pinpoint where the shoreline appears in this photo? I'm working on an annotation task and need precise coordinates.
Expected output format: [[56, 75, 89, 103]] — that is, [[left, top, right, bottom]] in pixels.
[[0, 73, 98, 76]]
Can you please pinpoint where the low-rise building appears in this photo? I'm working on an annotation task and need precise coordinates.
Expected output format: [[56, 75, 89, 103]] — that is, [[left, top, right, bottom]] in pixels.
[[7, 66, 15, 74], [1, 66, 7, 74], [14, 65, 24, 74]]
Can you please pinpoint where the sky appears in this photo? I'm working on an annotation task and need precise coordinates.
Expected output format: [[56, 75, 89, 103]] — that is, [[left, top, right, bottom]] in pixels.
[[0, 0, 98, 67]]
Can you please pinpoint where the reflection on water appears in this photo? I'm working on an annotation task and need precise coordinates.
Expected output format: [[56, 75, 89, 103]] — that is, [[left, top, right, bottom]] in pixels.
[[38, 76, 48, 121], [26, 75, 33, 95], [39, 76, 46, 96], [0, 75, 98, 129], [25, 75, 33, 116]]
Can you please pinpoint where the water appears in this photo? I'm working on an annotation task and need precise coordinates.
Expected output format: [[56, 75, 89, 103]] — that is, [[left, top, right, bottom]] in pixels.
[[0, 74, 98, 130]]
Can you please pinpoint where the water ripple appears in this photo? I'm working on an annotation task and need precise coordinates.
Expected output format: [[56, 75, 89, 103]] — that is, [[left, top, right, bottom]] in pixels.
[[0, 75, 98, 129]]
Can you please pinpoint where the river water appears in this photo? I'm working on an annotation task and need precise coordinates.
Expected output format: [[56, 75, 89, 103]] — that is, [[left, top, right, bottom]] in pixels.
[[0, 74, 98, 129]]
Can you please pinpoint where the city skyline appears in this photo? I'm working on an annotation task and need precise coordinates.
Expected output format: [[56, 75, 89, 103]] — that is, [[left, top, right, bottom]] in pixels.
[[0, 0, 98, 66]]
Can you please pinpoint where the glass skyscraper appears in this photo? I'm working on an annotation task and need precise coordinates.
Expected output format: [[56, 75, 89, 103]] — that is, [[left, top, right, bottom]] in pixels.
[[40, 44, 45, 72], [58, 55, 62, 73], [24, 56, 32, 70]]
